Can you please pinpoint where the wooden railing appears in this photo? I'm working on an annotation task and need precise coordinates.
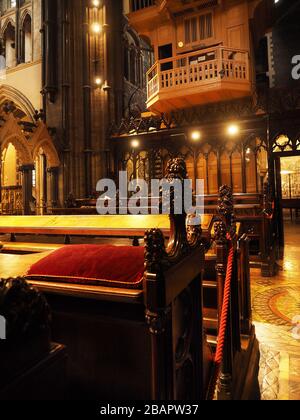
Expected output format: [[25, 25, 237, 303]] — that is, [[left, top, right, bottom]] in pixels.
[[1, 186, 23, 215], [147, 46, 250, 101], [130, 0, 156, 12]]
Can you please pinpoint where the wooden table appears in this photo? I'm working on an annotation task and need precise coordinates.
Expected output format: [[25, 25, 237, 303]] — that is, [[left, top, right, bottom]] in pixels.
[[0, 214, 214, 244]]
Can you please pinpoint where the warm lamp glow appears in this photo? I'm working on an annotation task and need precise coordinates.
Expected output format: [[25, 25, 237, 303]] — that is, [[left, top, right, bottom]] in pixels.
[[191, 131, 201, 142], [91, 23, 102, 34], [281, 170, 295, 175], [227, 124, 239, 136], [131, 139, 140, 149], [92, 0, 100, 7], [95, 77, 102, 86]]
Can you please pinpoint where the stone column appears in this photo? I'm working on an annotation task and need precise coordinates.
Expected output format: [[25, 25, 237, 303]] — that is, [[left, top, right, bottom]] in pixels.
[[48, 167, 59, 208], [82, 0, 93, 197], [20, 164, 34, 215]]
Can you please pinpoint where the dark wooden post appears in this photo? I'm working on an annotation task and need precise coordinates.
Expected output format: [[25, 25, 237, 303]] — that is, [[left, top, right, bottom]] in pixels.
[[20, 164, 34, 215], [261, 180, 278, 277], [215, 185, 240, 400], [144, 158, 204, 400], [238, 234, 252, 335], [48, 167, 59, 208], [144, 239, 173, 400]]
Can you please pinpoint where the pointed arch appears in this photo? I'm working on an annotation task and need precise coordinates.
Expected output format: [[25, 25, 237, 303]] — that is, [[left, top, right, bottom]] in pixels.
[[0, 85, 36, 122], [32, 138, 60, 168], [31, 123, 60, 168], [20, 11, 32, 63], [0, 17, 15, 39], [20, 9, 32, 28], [1, 19, 16, 68], [1, 134, 33, 166]]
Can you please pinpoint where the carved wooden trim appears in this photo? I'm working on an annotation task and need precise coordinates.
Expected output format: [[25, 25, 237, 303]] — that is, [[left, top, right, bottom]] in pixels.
[[0, 277, 51, 347]]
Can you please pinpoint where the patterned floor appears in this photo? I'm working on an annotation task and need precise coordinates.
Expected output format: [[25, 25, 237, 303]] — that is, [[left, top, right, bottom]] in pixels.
[[252, 222, 300, 400]]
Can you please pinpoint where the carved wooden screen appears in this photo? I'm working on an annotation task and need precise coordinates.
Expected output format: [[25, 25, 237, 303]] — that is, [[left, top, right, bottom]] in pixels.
[[119, 136, 267, 195]]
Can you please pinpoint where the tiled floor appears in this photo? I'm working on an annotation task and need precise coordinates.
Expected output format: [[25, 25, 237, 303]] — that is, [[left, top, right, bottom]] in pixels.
[[252, 222, 300, 400]]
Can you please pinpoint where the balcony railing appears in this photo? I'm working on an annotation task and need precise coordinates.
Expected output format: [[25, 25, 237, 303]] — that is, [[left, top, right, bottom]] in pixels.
[[130, 0, 156, 12], [147, 46, 250, 103]]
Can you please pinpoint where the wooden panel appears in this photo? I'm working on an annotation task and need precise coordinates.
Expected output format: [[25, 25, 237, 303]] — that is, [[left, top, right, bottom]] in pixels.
[[227, 25, 243, 49], [232, 151, 243, 193], [208, 152, 218, 194]]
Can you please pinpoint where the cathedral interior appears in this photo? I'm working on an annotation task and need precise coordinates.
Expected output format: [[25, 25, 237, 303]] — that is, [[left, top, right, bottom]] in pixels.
[[0, 0, 300, 403]]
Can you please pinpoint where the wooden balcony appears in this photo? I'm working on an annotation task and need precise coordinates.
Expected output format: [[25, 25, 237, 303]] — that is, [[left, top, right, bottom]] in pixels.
[[130, 0, 156, 12], [127, 0, 220, 32], [129, 0, 219, 14], [146, 46, 252, 113]]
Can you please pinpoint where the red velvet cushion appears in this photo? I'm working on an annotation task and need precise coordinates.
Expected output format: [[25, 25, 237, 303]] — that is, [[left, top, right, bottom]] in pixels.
[[27, 245, 145, 289]]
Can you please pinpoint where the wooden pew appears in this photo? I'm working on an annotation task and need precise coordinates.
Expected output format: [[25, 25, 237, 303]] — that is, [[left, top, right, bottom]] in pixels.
[[2, 158, 212, 400], [0, 278, 67, 400], [204, 188, 279, 277], [0, 160, 260, 400], [203, 186, 260, 400]]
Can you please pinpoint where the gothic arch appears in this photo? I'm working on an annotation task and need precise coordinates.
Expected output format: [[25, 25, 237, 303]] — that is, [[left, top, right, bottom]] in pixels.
[[0, 85, 36, 121], [20, 9, 32, 28], [32, 137, 60, 169], [1, 134, 33, 166], [0, 17, 15, 38]]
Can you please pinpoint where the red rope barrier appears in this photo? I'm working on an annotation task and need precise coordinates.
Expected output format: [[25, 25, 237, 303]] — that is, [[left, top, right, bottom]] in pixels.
[[207, 234, 235, 400]]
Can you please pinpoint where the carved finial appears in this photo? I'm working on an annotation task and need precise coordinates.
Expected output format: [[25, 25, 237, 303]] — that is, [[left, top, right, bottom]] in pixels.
[[218, 185, 234, 218], [263, 179, 273, 217], [144, 228, 167, 272], [165, 157, 188, 182], [145, 308, 170, 335], [214, 221, 227, 243], [218, 185, 236, 239], [64, 192, 77, 209], [0, 278, 51, 346], [186, 214, 203, 248]]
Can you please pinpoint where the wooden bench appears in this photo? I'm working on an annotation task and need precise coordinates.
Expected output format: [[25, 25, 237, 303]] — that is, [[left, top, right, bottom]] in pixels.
[[0, 214, 214, 247], [203, 186, 260, 400], [0, 158, 213, 400], [0, 159, 260, 400], [204, 189, 279, 277], [0, 278, 67, 400]]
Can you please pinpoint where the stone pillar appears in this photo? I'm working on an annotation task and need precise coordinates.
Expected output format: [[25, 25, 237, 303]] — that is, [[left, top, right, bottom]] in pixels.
[[15, 0, 21, 64], [20, 165, 34, 215], [82, 0, 93, 197], [48, 167, 59, 208]]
